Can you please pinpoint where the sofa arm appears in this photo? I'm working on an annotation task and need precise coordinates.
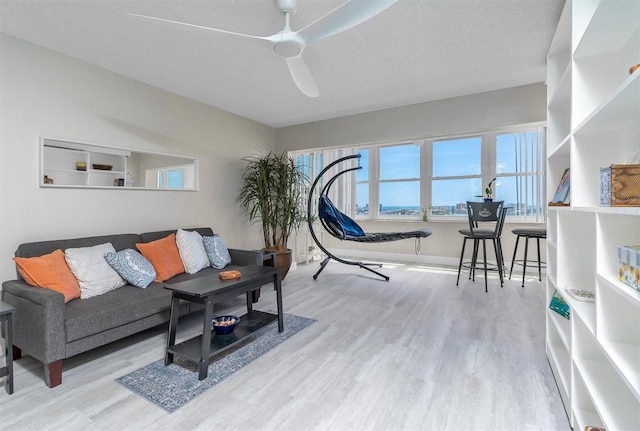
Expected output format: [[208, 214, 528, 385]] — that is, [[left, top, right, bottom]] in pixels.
[[228, 249, 263, 266], [1, 280, 66, 364]]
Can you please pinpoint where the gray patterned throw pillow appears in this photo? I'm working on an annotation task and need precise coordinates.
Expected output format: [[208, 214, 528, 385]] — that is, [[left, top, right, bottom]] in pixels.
[[203, 234, 231, 269], [104, 248, 157, 288]]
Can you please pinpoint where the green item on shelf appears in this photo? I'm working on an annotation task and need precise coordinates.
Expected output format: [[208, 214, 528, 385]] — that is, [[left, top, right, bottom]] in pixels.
[[549, 290, 570, 320]]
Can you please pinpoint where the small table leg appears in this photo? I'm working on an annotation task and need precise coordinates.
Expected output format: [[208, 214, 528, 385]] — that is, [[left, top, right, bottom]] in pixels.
[[198, 299, 214, 380], [165, 295, 180, 366], [274, 273, 284, 333], [5, 314, 13, 394], [246, 291, 253, 313]]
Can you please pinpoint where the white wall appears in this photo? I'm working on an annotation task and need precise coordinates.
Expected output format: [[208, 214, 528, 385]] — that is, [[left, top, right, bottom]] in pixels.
[[0, 34, 275, 282], [276, 84, 548, 265], [276, 83, 546, 150]]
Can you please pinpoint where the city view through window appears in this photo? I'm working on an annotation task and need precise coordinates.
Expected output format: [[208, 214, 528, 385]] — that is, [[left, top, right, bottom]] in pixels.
[[355, 130, 545, 218]]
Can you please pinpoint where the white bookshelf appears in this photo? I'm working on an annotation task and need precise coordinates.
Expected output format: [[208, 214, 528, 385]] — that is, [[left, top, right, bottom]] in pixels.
[[41, 138, 128, 188], [545, 1, 640, 430], [39, 138, 199, 190]]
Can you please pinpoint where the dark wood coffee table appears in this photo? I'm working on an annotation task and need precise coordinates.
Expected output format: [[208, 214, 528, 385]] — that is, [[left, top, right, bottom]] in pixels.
[[163, 265, 283, 380]]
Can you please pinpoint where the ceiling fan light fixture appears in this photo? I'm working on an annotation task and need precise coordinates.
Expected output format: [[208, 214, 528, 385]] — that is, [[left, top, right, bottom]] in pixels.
[[273, 40, 302, 57]]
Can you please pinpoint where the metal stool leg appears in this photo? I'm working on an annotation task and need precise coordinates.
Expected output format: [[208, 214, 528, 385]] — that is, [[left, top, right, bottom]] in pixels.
[[493, 238, 504, 287], [482, 239, 488, 293], [509, 234, 521, 280], [471, 239, 480, 281], [522, 235, 529, 288], [537, 237, 542, 281], [456, 237, 468, 286]]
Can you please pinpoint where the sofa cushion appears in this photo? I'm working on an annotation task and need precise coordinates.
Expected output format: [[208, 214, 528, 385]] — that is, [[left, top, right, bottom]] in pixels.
[[104, 249, 156, 288], [13, 249, 81, 303], [65, 243, 126, 299], [203, 234, 232, 269], [64, 283, 173, 342], [136, 233, 185, 282], [176, 229, 210, 274]]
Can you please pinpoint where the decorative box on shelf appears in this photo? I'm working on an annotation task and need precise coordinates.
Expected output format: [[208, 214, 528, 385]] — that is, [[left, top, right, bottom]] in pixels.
[[617, 245, 640, 292], [600, 164, 640, 206]]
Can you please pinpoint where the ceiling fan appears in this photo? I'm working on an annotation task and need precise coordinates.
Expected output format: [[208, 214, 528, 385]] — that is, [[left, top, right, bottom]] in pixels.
[[129, 0, 398, 98]]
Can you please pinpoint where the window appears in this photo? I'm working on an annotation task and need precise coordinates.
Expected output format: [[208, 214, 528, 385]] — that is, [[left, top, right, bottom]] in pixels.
[[495, 129, 545, 218], [290, 124, 546, 223], [147, 164, 196, 189], [378, 144, 421, 216], [295, 151, 324, 219], [355, 149, 370, 215], [295, 152, 323, 184], [431, 136, 482, 216], [158, 168, 184, 189]]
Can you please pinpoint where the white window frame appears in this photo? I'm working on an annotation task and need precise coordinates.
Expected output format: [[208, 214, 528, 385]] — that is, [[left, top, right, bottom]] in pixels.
[[146, 163, 196, 189], [290, 122, 546, 224], [425, 133, 484, 221]]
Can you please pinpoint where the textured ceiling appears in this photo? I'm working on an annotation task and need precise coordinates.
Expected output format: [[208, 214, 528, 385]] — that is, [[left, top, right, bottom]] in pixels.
[[0, 0, 564, 128]]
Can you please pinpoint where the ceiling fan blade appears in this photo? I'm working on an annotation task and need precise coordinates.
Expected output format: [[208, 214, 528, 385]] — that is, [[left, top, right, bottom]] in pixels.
[[127, 13, 269, 43], [296, 0, 398, 44], [285, 55, 319, 98]]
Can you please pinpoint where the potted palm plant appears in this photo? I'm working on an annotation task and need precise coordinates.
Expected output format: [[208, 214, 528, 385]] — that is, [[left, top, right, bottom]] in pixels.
[[238, 151, 307, 279]]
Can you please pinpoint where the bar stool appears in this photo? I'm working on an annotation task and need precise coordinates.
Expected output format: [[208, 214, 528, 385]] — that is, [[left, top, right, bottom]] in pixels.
[[509, 227, 546, 287], [456, 201, 507, 292]]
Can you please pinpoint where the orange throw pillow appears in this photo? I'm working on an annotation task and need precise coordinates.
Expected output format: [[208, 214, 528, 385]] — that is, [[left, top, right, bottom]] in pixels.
[[136, 233, 185, 282], [13, 249, 81, 303]]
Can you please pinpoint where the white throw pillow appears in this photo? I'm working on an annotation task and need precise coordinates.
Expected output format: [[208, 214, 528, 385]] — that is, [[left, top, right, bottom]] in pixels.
[[64, 243, 126, 299], [176, 229, 210, 274]]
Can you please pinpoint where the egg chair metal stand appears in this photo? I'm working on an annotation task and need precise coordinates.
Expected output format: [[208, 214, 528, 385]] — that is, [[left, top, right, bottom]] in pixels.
[[307, 154, 432, 281]]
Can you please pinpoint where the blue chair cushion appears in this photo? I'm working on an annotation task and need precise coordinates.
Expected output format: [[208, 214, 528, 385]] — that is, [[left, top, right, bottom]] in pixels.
[[319, 195, 365, 238]]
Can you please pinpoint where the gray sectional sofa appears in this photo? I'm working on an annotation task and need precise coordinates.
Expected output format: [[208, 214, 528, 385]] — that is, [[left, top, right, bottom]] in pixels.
[[1, 227, 262, 388]]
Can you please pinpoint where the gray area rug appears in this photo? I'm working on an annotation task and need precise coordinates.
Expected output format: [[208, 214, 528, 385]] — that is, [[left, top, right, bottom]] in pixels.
[[116, 313, 316, 413]]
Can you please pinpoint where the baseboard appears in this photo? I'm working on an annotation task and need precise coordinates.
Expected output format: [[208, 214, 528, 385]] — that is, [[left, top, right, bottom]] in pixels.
[[300, 248, 546, 275]]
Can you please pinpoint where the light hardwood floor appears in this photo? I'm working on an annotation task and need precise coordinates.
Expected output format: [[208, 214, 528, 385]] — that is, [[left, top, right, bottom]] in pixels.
[[0, 260, 569, 431]]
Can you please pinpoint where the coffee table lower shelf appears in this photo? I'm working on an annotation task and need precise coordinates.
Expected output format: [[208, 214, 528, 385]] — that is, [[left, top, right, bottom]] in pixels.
[[167, 310, 277, 363]]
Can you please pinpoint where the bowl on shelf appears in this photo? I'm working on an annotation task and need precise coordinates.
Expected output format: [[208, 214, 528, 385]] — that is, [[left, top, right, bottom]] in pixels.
[[211, 315, 240, 335], [92, 164, 113, 171]]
